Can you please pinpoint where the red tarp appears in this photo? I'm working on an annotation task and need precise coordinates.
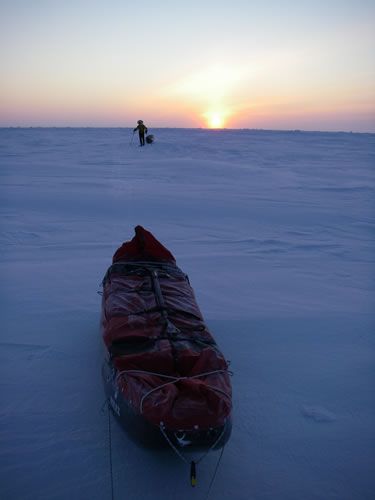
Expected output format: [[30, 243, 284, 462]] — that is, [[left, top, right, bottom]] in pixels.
[[112, 225, 175, 264], [101, 226, 232, 430]]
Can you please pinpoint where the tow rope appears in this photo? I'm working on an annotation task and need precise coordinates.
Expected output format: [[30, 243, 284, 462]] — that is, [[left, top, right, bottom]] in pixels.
[[159, 420, 227, 490], [103, 399, 227, 499], [102, 399, 115, 500], [115, 367, 231, 491]]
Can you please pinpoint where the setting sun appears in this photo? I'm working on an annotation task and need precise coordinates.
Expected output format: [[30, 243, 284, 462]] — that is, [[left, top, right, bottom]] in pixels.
[[203, 111, 227, 129]]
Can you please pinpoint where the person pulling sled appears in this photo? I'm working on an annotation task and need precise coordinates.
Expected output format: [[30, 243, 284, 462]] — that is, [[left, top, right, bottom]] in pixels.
[[133, 120, 148, 146]]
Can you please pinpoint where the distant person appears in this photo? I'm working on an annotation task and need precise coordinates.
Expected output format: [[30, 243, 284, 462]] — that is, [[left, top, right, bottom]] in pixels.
[[133, 120, 148, 146]]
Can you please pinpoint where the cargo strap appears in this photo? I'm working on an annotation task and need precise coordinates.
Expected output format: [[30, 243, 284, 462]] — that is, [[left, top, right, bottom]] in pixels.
[[116, 368, 232, 414]]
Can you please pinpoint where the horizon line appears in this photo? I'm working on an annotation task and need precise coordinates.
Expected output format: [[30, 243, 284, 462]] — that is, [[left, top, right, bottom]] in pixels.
[[1, 126, 374, 135]]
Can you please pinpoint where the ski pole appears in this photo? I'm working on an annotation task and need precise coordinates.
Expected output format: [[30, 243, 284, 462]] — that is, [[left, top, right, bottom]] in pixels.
[[129, 131, 135, 146]]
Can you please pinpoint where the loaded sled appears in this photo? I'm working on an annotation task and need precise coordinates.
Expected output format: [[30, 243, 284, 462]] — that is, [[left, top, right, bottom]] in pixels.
[[100, 226, 232, 457]]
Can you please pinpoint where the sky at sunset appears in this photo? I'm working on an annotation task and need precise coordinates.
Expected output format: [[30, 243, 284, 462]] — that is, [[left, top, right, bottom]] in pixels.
[[1, 0, 374, 131]]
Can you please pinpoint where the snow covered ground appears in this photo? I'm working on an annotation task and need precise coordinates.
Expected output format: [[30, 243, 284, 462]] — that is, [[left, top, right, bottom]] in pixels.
[[0, 127, 374, 499]]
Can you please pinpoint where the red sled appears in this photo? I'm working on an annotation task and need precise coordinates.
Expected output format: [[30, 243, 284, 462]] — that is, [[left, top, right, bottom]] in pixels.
[[101, 226, 232, 456]]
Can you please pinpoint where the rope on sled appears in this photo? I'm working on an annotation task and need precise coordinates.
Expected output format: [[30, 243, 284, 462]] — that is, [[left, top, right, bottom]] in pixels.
[[101, 400, 115, 500], [116, 368, 232, 414], [159, 419, 227, 491], [204, 444, 226, 500], [113, 368, 231, 492], [159, 419, 227, 466]]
